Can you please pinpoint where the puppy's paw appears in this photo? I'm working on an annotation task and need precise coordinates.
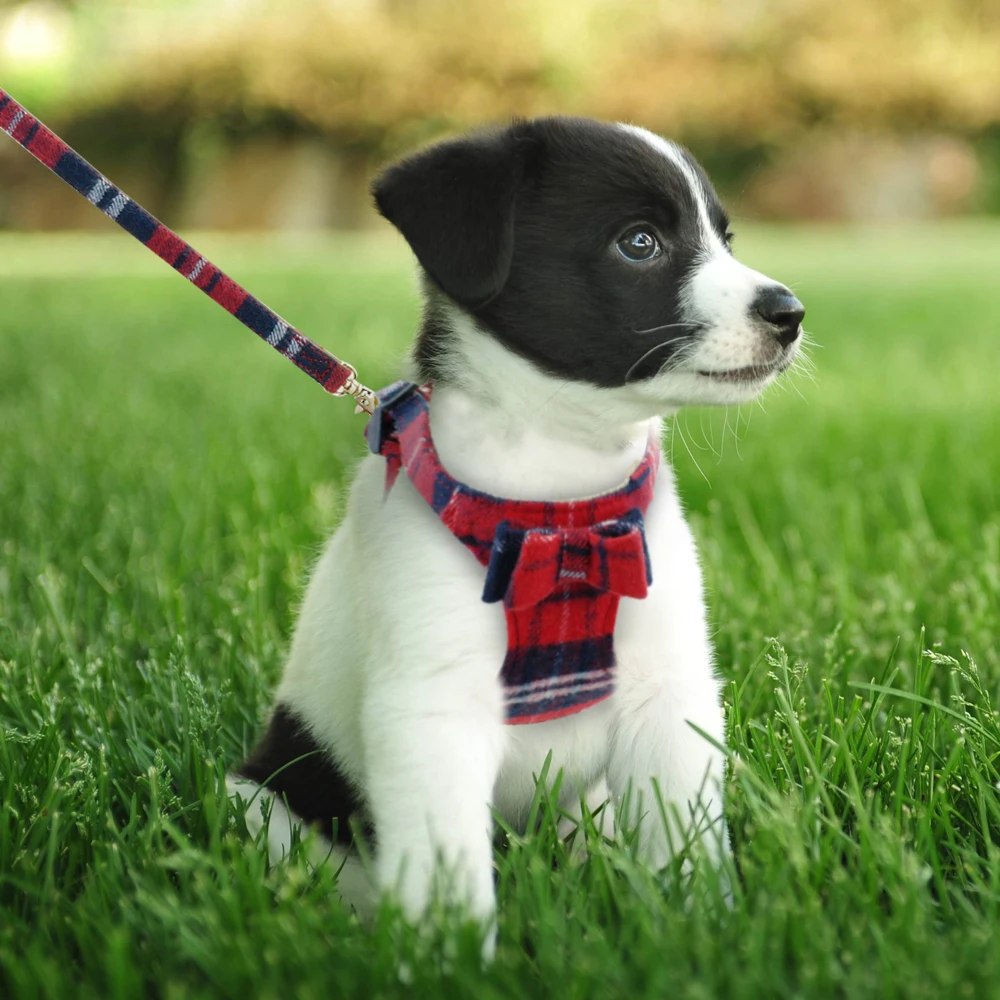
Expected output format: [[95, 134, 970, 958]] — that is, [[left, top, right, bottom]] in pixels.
[[226, 773, 377, 918]]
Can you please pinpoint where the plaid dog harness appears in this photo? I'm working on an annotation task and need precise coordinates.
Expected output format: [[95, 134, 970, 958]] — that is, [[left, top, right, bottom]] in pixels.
[[366, 382, 660, 725]]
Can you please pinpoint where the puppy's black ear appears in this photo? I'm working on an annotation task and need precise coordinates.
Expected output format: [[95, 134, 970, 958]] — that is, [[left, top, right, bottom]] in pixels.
[[372, 126, 530, 307]]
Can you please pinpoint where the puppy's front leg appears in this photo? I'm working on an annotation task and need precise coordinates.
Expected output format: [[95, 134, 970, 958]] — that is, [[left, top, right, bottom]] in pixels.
[[607, 676, 728, 873], [362, 670, 505, 933]]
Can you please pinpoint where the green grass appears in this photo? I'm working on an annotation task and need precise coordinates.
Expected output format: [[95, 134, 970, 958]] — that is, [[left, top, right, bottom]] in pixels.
[[1, 223, 999, 999]]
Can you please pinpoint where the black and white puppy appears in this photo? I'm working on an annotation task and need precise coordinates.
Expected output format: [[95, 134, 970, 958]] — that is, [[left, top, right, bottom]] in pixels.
[[228, 116, 803, 949]]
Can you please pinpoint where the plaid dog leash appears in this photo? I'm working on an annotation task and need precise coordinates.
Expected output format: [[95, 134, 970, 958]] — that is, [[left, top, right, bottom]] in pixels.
[[0, 88, 377, 415]]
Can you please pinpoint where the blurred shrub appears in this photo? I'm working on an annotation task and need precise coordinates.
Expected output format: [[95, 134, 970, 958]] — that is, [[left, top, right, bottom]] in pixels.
[[50, 0, 1000, 150], [58, 1, 583, 155], [4, 0, 1000, 224]]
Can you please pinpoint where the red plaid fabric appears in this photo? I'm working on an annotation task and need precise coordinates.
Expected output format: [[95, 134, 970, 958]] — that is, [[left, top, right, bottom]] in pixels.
[[366, 382, 660, 724]]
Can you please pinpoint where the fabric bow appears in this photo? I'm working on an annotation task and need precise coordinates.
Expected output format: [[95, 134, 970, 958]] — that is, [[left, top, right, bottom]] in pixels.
[[482, 508, 652, 609]]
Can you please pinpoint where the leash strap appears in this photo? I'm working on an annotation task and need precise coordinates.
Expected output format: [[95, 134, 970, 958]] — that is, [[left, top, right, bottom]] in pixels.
[[0, 88, 377, 414]]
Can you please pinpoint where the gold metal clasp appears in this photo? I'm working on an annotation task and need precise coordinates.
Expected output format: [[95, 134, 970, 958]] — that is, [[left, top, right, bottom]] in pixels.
[[332, 364, 379, 415]]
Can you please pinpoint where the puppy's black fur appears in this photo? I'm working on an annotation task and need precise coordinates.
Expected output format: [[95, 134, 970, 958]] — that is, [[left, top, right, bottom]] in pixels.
[[239, 705, 365, 846], [373, 117, 733, 388]]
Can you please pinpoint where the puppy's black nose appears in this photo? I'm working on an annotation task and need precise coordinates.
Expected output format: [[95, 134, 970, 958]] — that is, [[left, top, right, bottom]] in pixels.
[[754, 286, 804, 346]]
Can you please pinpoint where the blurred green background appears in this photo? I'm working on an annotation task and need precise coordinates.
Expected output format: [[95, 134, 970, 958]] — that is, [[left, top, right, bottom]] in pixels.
[[2, 0, 1000, 230]]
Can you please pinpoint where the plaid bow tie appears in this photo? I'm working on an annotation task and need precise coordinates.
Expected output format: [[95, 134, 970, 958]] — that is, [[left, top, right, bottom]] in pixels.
[[482, 510, 651, 609]]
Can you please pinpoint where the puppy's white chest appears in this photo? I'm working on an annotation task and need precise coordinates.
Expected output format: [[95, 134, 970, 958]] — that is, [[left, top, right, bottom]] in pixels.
[[428, 383, 651, 502]]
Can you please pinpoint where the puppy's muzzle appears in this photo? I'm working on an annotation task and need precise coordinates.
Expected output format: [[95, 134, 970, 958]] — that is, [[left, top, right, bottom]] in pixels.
[[753, 285, 805, 348]]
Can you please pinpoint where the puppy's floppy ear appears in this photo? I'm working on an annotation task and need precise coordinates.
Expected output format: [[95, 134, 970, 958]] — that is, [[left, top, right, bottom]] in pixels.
[[372, 125, 531, 307]]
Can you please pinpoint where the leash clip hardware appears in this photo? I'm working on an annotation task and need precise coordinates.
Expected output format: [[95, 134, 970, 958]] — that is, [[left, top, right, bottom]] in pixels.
[[333, 364, 379, 415]]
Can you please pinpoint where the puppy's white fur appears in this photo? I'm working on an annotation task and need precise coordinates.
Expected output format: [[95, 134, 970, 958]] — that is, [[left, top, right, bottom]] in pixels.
[[229, 124, 800, 949]]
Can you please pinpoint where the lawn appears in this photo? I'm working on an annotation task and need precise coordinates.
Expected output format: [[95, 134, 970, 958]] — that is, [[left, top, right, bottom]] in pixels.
[[1, 223, 999, 999]]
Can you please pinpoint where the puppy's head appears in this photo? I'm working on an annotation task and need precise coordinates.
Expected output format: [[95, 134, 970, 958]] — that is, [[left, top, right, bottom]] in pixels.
[[373, 116, 804, 410]]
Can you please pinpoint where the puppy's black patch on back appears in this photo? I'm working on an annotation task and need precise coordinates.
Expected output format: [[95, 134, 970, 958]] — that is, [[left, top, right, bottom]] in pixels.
[[238, 704, 366, 847]]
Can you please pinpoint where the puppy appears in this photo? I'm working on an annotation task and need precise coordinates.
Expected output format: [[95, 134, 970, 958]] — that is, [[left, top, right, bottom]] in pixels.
[[228, 116, 804, 947]]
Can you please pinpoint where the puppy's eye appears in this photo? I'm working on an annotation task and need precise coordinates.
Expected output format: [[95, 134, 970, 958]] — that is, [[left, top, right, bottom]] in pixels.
[[616, 228, 661, 263]]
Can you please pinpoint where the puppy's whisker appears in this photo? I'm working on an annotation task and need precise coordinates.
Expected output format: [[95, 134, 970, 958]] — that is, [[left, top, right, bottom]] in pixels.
[[796, 351, 818, 375], [788, 379, 809, 403], [788, 347, 818, 383], [632, 321, 703, 336], [625, 340, 681, 383], [671, 413, 711, 486], [536, 381, 569, 416], [789, 361, 817, 385]]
